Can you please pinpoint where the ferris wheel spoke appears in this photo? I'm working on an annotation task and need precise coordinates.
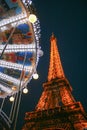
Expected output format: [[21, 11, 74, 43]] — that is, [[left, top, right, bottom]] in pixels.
[[0, 72, 24, 86], [0, 48, 35, 53], [0, 83, 12, 94], [0, 110, 11, 127], [0, 60, 33, 71], [0, 12, 27, 28], [0, 44, 36, 54]]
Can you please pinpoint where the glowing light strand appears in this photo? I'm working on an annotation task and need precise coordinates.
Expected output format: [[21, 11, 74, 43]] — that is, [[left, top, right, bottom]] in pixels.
[[0, 60, 33, 71], [0, 83, 12, 94], [0, 72, 24, 86], [0, 44, 35, 53], [0, 13, 27, 27]]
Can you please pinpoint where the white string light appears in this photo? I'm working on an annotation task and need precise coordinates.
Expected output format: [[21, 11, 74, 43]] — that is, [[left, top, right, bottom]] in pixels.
[[0, 60, 33, 71], [0, 13, 27, 27], [9, 96, 15, 102], [0, 72, 24, 86], [23, 87, 28, 94], [0, 83, 12, 93], [33, 72, 39, 79], [0, 44, 35, 53], [29, 14, 37, 23]]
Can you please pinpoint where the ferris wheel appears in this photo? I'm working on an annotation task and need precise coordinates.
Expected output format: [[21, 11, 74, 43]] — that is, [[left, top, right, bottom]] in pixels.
[[0, 0, 42, 129]]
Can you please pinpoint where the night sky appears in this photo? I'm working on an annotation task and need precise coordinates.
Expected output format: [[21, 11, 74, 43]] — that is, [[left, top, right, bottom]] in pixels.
[[14, 0, 87, 129]]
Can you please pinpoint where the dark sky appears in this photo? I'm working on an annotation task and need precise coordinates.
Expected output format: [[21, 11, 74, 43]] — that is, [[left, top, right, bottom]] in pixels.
[[15, 0, 87, 129]]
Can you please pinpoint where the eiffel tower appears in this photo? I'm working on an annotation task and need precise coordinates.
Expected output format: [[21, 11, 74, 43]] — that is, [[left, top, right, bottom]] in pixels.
[[22, 34, 87, 130]]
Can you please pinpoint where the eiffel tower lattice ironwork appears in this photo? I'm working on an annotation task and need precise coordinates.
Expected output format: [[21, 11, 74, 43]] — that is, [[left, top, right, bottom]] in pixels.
[[22, 34, 87, 130]]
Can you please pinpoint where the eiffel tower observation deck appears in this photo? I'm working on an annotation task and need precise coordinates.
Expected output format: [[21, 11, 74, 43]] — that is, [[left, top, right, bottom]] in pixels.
[[22, 34, 87, 130]]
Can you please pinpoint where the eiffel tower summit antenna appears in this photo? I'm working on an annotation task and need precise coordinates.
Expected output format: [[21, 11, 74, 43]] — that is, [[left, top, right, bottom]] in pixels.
[[48, 33, 65, 82]]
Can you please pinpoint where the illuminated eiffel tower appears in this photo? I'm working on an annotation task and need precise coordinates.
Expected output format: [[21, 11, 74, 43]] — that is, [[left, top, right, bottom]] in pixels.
[[22, 34, 87, 130]]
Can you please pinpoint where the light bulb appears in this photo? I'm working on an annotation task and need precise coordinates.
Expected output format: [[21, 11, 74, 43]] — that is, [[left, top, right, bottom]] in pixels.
[[29, 14, 37, 23], [33, 73, 39, 79], [23, 88, 28, 94], [9, 96, 14, 102], [12, 86, 17, 91]]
